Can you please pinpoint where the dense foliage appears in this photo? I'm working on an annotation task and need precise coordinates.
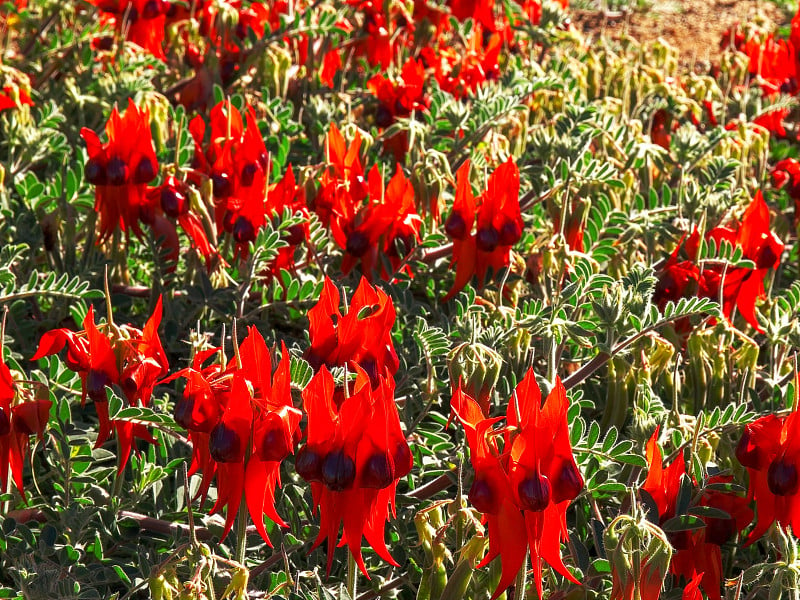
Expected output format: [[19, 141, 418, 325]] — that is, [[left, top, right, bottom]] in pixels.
[[1, 0, 800, 599]]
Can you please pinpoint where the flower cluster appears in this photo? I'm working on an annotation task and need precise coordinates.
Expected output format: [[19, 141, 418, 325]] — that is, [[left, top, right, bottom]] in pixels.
[[32, 299, 168, 472], [367, 58, 428, 160], [443, 159, 523, 301], [0, 357, 51, 498], [189, 100, 270, 249], [81, 99, 159, 243], [332, 165, 423, 279], [297, 276, 412, 572], [165, 328, 301, 541], [452, 370, 582, 599], [642, 429, 752, 599], [655, 192, 784, 332], [736, 406, 800, 542], [305, 276, 399, 380], [312, 123, 368, 229], [83, 99, 314, 272]]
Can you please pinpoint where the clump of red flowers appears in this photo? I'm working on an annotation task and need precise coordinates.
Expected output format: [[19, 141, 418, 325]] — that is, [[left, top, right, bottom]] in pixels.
[[312, 123, 368, 229], [306, 276, 399, 382], [736, 397, 800, 543], [81, 100, 160, 243], [421, 25, 502, 99], [443, 158, 523, 301], [32, 298, 168, 472], [452, 369, 583, 599], [0, 355, 51, 498], [165, 327, 301, 541], [189, 100, 270, 250], [88, 0, 169, 60], [331, 164, 422, 279], [654, 192, 784, 332], [367, 58, 428, 160], [642, 428, 752, 600], [296, 364, 412, 574], [296, 276, 412, 573]]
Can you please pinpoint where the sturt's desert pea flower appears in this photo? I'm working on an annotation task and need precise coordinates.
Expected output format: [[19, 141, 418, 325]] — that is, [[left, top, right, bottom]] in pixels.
[[295, 365, 412, 574], [332, 164, 423, 280], [736, 395, 800, 544], [643, 428, 752, 600], [189, 100, 270, 249], [81, 99, 159, 243], [306, 276, 399, 382], [163, 328, 301, 542], [0, 355, 51, 498], [443, 158, 523, 301], [655, 192, 784, 332], [452, 369, 582, 599], [32, 298, 168, 472]]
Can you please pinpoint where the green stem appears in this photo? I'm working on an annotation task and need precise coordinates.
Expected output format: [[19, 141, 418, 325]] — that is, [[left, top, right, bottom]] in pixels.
[[111, 437, 125, 509], [347, 551, 358, 599], [235, 495, 248, 565], [512, 551, 528, 600]]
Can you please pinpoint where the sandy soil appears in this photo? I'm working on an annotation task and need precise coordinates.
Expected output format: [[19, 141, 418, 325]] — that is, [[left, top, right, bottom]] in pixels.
[[571, 0, 787, 66]]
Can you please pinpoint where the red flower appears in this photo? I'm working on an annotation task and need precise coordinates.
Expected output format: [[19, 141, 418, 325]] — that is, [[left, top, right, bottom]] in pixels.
[[166, 329, 301, 541], [189, 101, 270, 249], [443, 159, 522, 301], [89, 0, 168, 59], [736, 403, 800, 543], [320, 48, 343, 88], [752, 108, 791, 139], [81, 99, 159, 242], [142, 176, 219, 268], [332, 165, 422, 279], [654, 245, 700, 310], [643, 429, 752, 600], [0, 357, 51, 498], [682, 573, 704, 600], [0, 84, 33, 112], [743, 34, 797, 95], [295, 365, 412, 574], [307, 277, 399, 381], [771, 158, 800, 225], [346, 0, 395, 69], [452, 369, 582, 599], [448, 0, 496, 31], [367, 59, 428, 160], [313, 123, 368, 228], [32, 299, 168, 472], [651, 109, 672, 150], [665, 192, 784, 332], [422, 25, 501, 99]]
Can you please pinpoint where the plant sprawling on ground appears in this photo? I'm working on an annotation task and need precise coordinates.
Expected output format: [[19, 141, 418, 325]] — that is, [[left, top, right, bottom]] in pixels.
[[2, 0, 800, 599]]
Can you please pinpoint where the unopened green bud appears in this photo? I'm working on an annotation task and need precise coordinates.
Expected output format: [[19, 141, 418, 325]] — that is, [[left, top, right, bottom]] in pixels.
[[605, 513, 672, 600], [448, 342, 503, 414]]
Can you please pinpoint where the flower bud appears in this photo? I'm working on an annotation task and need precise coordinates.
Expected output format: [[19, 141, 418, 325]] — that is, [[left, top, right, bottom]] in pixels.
[[448, 342, 502, 415], [604, 514, 672, 600]]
